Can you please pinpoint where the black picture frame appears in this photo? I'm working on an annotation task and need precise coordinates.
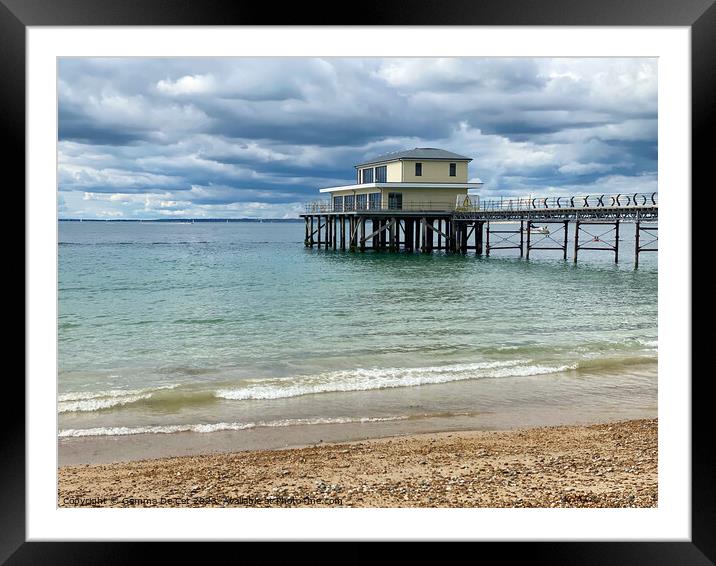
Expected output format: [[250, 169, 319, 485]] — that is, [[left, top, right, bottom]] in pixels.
[[7, 0, 709, 561]]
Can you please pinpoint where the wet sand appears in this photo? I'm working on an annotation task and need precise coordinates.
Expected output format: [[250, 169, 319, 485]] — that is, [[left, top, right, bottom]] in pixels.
[[58, 418, 657, 508]]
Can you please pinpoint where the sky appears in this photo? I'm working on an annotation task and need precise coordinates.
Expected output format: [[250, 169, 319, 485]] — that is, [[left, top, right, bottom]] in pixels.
[[58, 57, 657, 219]]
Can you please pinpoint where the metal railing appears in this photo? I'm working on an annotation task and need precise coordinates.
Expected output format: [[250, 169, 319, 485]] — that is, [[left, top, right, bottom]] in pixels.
[[304, 201, 458, 213], [303, 192, 657, 214], [478, 192, 658, 211]]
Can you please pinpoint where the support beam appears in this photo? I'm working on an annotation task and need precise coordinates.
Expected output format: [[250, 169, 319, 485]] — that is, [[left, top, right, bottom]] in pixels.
[[486, 221, 491, 256], [614, 219, 620, 263], [332, 216, 337, 250], [350, 216, 361, 251], [421, 217, 428, 253], [425, 220, 449, 242], [573, 220, 579, 263], [361, 218, 396, 244]]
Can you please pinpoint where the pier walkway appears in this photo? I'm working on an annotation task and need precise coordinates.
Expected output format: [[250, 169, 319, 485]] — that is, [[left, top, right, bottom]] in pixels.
[[300, 192, 658, 266]]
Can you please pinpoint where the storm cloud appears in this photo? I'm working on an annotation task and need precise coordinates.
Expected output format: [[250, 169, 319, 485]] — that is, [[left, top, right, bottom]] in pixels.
[[58, 57, 657, 219]]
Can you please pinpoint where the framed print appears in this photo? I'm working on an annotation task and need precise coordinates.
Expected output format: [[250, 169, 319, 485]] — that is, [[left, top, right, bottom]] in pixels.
[[9, 0, 711, 560]]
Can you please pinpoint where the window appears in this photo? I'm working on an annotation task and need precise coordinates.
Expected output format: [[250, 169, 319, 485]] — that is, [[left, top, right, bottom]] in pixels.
[[388, 192, 403, 210], [344, 195, 355, 211], [356, 194, 367, 210], [362, 168, 374, 184], [449, 163, 456, 177], [415, 162, 422, 176], [375, 165, 387, 183], [333, 195, 343, 212], [369, 192, 381, 210]]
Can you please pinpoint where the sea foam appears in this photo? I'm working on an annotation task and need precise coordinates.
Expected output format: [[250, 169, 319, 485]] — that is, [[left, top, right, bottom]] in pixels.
[[58, 385, 178, 413], [58, 415, 409, 437], [215, 360, 574, 401]]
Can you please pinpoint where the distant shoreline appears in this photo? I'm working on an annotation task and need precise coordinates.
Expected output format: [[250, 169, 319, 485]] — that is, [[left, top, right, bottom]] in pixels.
[[59, 218, 303, 223]]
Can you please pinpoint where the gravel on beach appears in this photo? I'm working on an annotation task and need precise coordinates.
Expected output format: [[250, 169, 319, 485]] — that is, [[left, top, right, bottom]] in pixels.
[[58, 418, 657, 508]]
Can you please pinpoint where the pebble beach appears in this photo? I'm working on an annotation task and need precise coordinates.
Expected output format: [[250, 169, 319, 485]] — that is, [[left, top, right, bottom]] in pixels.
[[59, 418, 657, 508]]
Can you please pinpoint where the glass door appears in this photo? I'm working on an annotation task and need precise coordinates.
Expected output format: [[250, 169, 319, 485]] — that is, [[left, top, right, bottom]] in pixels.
[[388, 192, 403, 210]]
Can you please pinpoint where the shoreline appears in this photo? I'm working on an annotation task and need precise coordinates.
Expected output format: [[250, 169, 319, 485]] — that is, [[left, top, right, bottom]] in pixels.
[[59, 418, 657, 508]]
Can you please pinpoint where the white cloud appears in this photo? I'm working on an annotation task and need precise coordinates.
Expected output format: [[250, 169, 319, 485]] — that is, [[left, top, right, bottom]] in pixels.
[[156, 74, 216, 95]]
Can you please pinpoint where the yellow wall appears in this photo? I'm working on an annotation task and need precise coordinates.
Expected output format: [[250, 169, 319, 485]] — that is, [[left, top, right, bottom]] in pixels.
[[358, 159, 468, 183], [401, 160, 468, 183], [386, 161, 402, 182]]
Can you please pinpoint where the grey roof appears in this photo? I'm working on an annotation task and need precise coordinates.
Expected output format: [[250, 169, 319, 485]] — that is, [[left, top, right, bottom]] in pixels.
[[355, 148, 472, 168]]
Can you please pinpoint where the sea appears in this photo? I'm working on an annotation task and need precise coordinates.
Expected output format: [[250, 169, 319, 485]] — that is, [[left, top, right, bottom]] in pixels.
[[58, 220, 657, 464]]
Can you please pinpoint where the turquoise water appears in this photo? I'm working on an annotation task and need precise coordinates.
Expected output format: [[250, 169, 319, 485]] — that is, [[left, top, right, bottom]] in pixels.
[[58, 221, 657, 442]]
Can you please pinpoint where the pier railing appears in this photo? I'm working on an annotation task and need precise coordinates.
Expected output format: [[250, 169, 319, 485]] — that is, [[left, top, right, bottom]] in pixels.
[[304, 201, 458, 213], [303, 192, 658, 214], [479, 192, 657, 211]]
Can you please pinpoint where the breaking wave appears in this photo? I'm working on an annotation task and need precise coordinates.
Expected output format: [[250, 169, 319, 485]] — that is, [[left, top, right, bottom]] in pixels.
[[58, 415, 409, 437]]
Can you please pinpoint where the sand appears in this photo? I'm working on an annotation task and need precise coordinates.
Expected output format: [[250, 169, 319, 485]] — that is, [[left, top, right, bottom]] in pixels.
[[58, 418, 657, 508]]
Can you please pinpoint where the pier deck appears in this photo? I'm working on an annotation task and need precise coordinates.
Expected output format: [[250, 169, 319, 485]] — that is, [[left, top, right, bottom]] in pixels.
[[300, 192, 658, 265]]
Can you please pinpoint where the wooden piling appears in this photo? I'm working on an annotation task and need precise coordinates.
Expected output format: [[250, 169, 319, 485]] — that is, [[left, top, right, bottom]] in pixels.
[[614, 220, 620, 263], [525, 221, 531, 260], [332, 217, 337, 250], [486, 221, 491, 257], [573, 220, 580, 263]]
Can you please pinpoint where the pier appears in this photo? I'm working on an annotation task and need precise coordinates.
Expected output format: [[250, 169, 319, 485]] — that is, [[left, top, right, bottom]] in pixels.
[[300, 192, 658, 266]]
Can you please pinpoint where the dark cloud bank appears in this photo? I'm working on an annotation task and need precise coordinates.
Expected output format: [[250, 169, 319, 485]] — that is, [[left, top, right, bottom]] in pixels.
[[58, 58, 657, 219]]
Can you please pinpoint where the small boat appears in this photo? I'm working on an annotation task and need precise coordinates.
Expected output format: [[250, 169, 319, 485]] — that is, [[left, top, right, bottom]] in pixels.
[[532, 226, 550, 235]]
